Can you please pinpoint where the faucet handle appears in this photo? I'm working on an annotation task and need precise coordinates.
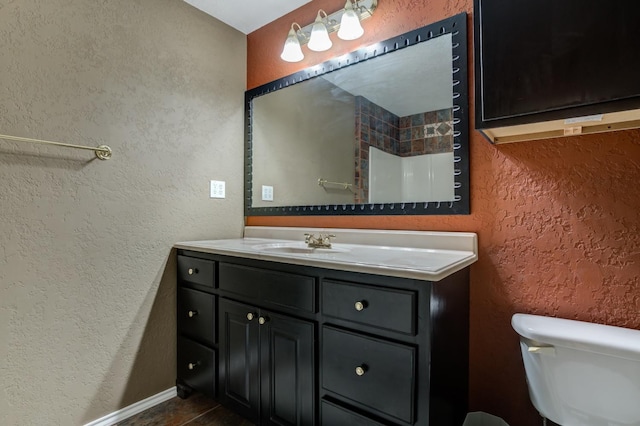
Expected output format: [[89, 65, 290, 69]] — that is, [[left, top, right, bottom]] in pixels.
[[304, 233, 334, 247], [319, 234, 335, 248]]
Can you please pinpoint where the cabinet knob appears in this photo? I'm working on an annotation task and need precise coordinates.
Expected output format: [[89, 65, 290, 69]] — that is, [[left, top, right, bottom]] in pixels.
[[188, 310, 198, 318], [187, 268, 198, 275], [258, 316, 269, 325], [355, 365, 368, 376], [354, 301, 367, 311], [247, 312, 255, 321], [188, 362, 199, 370]]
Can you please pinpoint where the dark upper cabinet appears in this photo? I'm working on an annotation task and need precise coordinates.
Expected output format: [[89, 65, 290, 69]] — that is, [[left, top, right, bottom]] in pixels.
[[474, 0, 640, 143], [219, 298, 315, 426]]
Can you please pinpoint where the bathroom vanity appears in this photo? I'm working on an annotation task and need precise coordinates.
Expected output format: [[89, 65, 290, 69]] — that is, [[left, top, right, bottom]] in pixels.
[[174, 227, 477, 426]]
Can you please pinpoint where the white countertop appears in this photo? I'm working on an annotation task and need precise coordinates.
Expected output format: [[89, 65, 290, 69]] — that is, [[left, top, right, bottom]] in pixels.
[[175, 226, 478, 281]]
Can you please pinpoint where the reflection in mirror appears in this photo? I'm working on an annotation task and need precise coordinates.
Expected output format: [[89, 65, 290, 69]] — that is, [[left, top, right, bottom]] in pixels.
[[246, 13, 468, 215], [252, 78, 357, 207]]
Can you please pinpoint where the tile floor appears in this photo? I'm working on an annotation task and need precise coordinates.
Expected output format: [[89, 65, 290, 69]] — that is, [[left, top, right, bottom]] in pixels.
[[115, 393, 253, 426]]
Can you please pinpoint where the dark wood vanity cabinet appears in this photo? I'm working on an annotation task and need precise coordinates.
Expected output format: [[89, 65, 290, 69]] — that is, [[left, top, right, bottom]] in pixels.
[[319, 274, 469, 426], [219, 298, 315, 425], [217, 262, 316, 425], [176, 254, 217, 399], [176, 250, 470, 426]]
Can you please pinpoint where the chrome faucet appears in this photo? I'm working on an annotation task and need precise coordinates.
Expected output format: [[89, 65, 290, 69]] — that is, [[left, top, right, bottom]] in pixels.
[[304, 233, 335, 249]]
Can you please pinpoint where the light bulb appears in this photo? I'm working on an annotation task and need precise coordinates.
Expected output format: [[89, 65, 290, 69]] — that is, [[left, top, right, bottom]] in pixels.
[[307, 11, 332, 52], [337, 1, 364, 41], [280, 26, 304, 62]]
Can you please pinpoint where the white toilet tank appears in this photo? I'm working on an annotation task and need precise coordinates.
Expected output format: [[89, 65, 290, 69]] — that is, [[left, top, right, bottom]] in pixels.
[[512, 313, 640, 426]]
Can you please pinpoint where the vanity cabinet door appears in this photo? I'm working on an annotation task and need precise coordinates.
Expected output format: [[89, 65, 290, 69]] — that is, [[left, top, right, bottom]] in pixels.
[[219, 299, 260, 424], [260, 311, 315, 426], [219, 298, 315, 426]]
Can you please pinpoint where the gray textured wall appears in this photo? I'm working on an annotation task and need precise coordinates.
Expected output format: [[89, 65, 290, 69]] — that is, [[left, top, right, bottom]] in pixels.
[[0, 0, 246, 424]]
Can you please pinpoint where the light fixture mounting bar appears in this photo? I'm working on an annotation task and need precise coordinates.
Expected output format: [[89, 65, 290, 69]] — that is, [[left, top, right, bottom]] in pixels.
[[295, 0, 377, 45]]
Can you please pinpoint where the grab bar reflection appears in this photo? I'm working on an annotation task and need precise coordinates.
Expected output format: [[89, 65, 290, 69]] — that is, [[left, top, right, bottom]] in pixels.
[[318, 178, 353, 191]]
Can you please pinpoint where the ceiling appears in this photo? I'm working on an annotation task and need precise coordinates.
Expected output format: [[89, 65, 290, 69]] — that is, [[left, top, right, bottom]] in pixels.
[[183, 0, 312, 34]]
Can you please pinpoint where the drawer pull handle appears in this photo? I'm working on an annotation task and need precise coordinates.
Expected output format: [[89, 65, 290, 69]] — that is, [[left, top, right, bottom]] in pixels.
[[355, 365, 368, 376], [187, 268, 199, 275], [354, 301, 367, 311], [258, 316, 269, 325], [188, 362, 199, 370], [188, 310, 198, 318], [247, 312, 255, 321]]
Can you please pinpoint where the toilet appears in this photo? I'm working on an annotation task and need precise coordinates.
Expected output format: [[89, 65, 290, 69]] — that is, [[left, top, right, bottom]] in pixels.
[[512, 313, 640, 426]]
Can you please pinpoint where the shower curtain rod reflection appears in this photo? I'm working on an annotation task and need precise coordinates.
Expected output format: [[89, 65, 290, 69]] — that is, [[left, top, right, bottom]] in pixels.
[[318, 178, 353, 191], [0, 133, 112, 160]]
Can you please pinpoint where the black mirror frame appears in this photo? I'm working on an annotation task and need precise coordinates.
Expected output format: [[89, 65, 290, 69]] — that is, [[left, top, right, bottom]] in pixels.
[[245, 12, 469, 216]]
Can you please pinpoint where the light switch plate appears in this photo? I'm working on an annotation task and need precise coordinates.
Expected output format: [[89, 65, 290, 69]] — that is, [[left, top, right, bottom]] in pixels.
[[210, 180, 225, 198], [262, 185, 273, 201]]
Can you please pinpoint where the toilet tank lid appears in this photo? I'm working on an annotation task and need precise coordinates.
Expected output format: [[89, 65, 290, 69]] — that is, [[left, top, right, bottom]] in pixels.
[[512, 313, 640, 361]]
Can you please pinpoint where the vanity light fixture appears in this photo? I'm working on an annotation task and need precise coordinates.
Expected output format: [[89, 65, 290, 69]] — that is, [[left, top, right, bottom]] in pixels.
[[280, 0, 378, 62], [337, 0, 365, 40], [280, 23, 305, 62], [308, 10, 332, 52]]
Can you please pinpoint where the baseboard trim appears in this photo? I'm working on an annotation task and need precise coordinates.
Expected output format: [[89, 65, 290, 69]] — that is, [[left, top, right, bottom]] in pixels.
[[84, 387, 177, 426]]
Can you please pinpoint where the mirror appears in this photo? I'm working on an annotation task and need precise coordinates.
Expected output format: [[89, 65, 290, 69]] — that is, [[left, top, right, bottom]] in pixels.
[[245, 13, 469, 216]]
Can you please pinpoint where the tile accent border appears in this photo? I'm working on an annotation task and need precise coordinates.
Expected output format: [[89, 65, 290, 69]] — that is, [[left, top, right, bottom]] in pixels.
[[84, 387, 177, 426]]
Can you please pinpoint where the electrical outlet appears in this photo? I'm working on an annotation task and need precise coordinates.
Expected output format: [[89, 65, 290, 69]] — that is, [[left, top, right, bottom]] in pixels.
[[210, 180, 225, 198], [262, 185, 274, 201]]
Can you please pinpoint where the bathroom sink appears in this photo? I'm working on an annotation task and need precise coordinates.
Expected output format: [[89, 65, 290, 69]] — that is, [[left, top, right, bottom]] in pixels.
[[251, 242, 350, 255], [251, 241, 472, 271], [176, 227, 478, 281]]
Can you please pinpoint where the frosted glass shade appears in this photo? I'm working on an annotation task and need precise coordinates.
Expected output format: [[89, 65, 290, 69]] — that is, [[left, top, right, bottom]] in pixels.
[[337, 8, 364, 40], [280, 28, 304, 62], [308, 13, 332, 52]]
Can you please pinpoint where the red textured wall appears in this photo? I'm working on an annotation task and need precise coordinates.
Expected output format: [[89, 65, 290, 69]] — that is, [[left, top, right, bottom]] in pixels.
[[247, 1, 640, 424]]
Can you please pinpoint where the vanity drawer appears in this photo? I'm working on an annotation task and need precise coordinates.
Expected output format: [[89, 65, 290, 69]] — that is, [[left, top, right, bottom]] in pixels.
[[177, 336, 216, 398], [322, 326, 415, 424], [219, 263, 315, 314], [322, 280, 416, 335], [321, 399, 388, 426], [178, 287, 215, 346], [177, 255, 216, 289]]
